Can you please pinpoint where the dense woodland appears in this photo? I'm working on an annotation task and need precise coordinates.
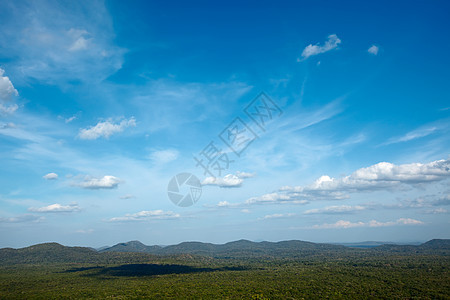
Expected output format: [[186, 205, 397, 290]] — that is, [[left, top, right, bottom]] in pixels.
[[0, 239, 448, 299]]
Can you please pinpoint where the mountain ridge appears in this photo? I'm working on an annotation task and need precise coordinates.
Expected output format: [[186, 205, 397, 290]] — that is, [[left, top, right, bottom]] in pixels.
[[0, 239, 448, 265]]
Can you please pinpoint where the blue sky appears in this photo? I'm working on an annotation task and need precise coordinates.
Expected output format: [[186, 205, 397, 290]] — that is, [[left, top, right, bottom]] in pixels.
[[0, 0, 449, 248]]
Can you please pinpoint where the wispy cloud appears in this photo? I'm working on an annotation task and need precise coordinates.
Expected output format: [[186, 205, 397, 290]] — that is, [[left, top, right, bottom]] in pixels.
[[300, 34, 341, 60], [76, 229, 94, 234], [29, 203, 80, 213], [0, 1, 125, 84], [424, 208, 448, 214], [261, 213, 296, 220], [304, 205, 366, 215], [235, 171, 255, 179], [383, 119, 450, 145], [0, 214, 44, 223], [108, 210, 180, 222], [311, 218, 424, 229], [246, 192, 310, 205], [148, 149, 179, 164], [78, 117, 136, 140]]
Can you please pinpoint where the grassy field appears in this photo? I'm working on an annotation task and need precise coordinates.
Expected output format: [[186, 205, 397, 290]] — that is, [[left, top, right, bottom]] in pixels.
[[0, 254, 448, 299]]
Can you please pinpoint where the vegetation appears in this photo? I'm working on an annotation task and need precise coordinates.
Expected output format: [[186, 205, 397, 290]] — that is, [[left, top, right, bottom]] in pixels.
[[0, 240, 448, 299]]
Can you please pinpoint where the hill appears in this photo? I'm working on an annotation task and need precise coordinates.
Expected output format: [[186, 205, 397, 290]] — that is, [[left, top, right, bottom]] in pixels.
[[1, 239, 448, 265], [100, 239, 349, 257], [0, 242, 157, 265]]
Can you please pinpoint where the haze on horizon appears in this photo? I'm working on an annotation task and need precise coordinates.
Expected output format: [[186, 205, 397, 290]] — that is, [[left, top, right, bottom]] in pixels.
[[0, 0, 449, 248]]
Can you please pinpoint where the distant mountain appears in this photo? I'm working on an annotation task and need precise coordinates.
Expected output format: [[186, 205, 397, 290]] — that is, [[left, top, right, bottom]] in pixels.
[[101, 241, 162, 253], [0, 242, 157, 265], [334, 241, 422, 248], [103, 239, 351, 257], [0, 242, 99, 265], [372, 239, 450, 254], [419, 239, 450, 249], [1, 239, 448, 265]]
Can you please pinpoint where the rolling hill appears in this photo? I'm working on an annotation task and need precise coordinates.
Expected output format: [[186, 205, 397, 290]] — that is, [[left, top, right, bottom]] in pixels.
[[1, 239, 448, 265]]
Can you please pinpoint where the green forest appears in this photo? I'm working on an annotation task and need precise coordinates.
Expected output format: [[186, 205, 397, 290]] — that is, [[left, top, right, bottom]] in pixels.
[[0, 240, 449, 299]]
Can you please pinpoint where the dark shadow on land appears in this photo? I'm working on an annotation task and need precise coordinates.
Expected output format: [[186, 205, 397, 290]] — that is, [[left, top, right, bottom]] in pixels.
[[64, 264, 248, 277]]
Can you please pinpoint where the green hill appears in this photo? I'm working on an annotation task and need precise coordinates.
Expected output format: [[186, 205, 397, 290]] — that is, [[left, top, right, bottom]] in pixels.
[[1, 239, 448, 265]]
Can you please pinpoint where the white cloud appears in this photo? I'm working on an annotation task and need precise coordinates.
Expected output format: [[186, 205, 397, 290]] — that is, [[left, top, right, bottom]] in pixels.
[[77, 175, 121, 189], [202, 174, 243, 188], [304, 205, 366, 215], [148, 149, 179, 164], [202, 171, 255, 188], [43, 172, 58, 180], [108, 210, 180, 222], [246, 192, 310, 205], [247, 189, 348, 205], [301, 34, 341, 60], [78, 117, 136, 140], [0, 68, 18, 101], [312, 218, 424, 229], [368, 45, 379, 55], [0, 68, 19, 115], [262, 213, 296, 220], [0, 214, 43, 223], [246, 159, 450, 205], [235, 171, 255, 179], [29, 203, 80, 213], [217, 201, 231, 207], [120, 194, 135, 200], [286, 159, 450, 193]]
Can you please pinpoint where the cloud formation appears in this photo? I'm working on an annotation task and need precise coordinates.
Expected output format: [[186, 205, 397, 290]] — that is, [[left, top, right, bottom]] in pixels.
[[235, 171, 255, 179], [262, 213, 296, 220], [312, 218, 424, 229], [77, 175, 121, 189], [148, 149, 179, 164], [0, 1, 125, 83], [301, 34, 341, 59], [285, 158, 450, 193], [43, 172, 58, 180], [247, 159, 450, 205], [246, 192, 310, 205], [108, 210, 180, 222], [383, 119, 449, 145], [78, 117, 136, 140], [202, 174, 243, 188], [202, 171, 255, 188], [304, 205, 366, 215], [368, 45, 379, 55], [0, 68, 19, 115], [29, 203, 80, 213], [0, 214, 43, 223]]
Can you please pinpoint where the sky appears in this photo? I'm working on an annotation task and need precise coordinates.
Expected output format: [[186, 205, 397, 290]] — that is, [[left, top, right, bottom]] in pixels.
[[0, 0, 449, 248]]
